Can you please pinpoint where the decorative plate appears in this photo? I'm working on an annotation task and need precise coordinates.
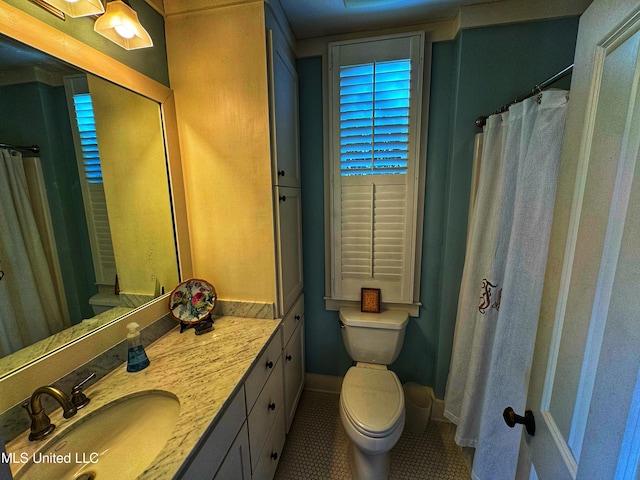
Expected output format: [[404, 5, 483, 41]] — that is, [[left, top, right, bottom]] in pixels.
[[169, 278, 217, 324]]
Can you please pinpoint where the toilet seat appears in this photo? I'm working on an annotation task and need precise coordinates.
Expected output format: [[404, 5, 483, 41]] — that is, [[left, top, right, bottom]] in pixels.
[[341, 366, 404, 438]]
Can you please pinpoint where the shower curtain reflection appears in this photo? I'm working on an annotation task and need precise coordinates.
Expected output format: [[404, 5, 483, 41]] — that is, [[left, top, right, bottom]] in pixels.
[[0, 148, 67, 356]]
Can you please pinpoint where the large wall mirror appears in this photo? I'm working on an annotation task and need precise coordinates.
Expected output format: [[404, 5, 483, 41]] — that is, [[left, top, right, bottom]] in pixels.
[[0, 2, 191, 411]]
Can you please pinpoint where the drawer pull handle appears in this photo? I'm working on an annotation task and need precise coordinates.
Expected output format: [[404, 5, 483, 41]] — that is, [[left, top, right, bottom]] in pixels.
[[279, 195, 286, 202], [286, 354, 292, 361], [271, 451, 278, 461], [269, 402, 276, 411], [266, 360, 274, 369], [278, 170, 285, 176], [294, 314, 300, 321]]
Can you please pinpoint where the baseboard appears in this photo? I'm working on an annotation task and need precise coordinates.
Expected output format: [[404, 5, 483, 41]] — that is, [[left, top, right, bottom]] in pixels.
[[304, 373, 343, 394]]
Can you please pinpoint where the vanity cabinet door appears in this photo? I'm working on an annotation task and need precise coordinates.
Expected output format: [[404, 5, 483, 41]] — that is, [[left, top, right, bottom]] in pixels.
[[178, 386, 246, 479], [274, 186, 303, 317], [283, 317, 304, 433], [214, 422, 251, 480]]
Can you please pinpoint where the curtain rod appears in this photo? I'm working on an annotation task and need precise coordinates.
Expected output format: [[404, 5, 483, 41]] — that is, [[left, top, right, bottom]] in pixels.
[[475, 64, 574, 128], [0, 143, 40, 154]]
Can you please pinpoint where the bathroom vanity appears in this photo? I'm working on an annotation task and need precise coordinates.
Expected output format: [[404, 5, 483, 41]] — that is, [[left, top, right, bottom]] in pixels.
[[6, 304, 305, 480]]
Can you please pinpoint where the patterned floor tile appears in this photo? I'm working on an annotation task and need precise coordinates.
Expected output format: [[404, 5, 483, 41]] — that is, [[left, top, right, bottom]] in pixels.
[[275, 391, 470, 480]]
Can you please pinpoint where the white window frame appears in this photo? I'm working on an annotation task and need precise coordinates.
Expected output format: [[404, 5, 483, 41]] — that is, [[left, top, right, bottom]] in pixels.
[[326, 32, 427, 315]]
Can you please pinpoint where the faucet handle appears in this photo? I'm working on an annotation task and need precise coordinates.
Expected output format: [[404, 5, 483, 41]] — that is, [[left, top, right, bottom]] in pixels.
[[71, 372, 96, 410]]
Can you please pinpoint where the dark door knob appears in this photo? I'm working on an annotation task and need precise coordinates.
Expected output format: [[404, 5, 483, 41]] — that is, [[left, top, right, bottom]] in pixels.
[[503, 407, 535, 436]]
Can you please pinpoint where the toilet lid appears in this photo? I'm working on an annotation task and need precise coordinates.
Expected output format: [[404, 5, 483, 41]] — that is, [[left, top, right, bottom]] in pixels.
[[341, 367, 404, 438]]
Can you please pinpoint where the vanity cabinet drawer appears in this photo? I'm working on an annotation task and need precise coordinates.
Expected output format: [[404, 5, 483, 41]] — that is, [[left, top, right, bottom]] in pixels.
[[248, 356, 284, 473], [252, 406, 285, 480], [245, 330, 282, 412], [178, 385, 246, 479], [280, 293, 303, 347]]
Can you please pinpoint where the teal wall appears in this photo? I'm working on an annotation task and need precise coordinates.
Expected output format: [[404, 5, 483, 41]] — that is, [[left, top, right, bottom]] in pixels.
[[298, 16, 579, 399], [4, 0, 168, 86], [0, 82, 96, 324]]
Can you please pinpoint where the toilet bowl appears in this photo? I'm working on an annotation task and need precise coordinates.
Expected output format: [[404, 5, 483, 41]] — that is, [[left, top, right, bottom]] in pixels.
[[340, 364, 405, 480], [338, 307, 409, 480]]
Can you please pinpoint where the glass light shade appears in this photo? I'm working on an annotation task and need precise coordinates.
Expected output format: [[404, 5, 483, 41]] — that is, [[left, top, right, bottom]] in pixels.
[[43, 0, 104, 17], [94, 1, 153, 50]]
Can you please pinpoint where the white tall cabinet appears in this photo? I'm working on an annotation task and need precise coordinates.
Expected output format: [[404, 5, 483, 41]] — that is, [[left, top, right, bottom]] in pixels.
[[266, 0, 306, 438], [267, 3, 303, 318], [165, 0, 304, 477]]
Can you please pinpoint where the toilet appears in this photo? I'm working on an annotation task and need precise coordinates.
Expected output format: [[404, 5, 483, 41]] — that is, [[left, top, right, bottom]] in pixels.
[[89, 291, 121, 316], [338, 307, 409, 480]]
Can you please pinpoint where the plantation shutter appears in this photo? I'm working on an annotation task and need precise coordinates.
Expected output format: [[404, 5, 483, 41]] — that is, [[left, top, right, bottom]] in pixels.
[[65, 76, 116, 287], [330, 33, 424, 304], [339, 60, 411, 175]]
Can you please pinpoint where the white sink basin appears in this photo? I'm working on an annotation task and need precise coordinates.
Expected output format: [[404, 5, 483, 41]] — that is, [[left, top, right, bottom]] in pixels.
[[15, 391, 180, 480]]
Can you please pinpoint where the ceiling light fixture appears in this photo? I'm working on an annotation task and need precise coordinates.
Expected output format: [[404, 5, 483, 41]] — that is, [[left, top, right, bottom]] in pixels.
[[40, 0, 104, 17], [94, 0, 153, 50], [343, 0, 404, 7]]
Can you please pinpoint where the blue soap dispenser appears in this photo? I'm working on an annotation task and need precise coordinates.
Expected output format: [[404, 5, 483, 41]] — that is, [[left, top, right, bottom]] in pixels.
[[126, 322, 150, 372]]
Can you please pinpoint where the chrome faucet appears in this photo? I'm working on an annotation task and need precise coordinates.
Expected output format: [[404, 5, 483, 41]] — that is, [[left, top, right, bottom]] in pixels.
[[22, 386, 77, 441]]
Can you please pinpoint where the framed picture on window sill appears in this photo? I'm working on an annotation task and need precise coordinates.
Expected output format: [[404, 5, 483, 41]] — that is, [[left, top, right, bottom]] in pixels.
[[361, 288, 381, 313]]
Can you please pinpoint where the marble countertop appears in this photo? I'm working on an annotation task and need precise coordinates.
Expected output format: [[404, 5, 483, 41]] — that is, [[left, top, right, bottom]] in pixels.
[[7, 315, 281, 479]]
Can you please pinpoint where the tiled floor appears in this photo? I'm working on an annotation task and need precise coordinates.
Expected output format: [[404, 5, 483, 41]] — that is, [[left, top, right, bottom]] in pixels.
[[275, 390, 470, 480]]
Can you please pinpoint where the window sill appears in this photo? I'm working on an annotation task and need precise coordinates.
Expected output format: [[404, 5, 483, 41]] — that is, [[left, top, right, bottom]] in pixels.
[[324, 297, 421, 317]]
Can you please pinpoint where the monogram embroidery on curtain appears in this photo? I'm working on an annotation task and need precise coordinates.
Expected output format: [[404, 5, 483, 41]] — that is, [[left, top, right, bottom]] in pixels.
[[478, 278, 502, 314]]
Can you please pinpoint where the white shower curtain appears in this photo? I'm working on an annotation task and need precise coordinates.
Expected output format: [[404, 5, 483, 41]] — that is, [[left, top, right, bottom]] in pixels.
[[444, 90, 569, 480], [0, 148, 66, 356]]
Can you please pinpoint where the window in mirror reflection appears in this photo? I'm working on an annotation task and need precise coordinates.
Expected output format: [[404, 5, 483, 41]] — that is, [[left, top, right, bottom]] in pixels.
[[65, 75, 118, 308]]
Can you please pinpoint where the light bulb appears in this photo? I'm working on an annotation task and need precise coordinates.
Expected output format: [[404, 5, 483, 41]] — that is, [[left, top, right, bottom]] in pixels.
[[114, 24, 135, 39]]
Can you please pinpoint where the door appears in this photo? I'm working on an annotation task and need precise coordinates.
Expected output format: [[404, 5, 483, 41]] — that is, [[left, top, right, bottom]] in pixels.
[[274, 186, 303, 317], [267, 24, 301, 188], [519, 1, 640, 478]]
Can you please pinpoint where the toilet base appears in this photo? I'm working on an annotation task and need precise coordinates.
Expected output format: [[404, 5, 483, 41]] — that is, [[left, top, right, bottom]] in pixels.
[[348, 443, 390, 480]]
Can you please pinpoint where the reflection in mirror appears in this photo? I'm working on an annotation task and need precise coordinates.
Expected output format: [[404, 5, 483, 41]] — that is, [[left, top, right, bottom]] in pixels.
[[0, 34, 179, 379]]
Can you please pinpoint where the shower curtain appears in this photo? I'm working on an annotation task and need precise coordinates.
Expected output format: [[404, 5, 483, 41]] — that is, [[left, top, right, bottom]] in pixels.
[[444, 90, 569, 480], [0, 148, 66, 356]]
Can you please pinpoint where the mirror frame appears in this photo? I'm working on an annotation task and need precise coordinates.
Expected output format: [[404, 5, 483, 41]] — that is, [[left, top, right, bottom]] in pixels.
[[0, 2, 192, 412]]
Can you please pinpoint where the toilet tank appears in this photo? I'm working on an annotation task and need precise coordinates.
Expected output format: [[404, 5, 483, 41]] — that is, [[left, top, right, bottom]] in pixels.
[[339, 307, 409, 365]]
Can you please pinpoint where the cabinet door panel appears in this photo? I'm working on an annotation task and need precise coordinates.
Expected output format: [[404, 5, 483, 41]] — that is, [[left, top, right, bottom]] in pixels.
[[177, 386, 246, 479], [275, 186, 303, 316], [214, 422, 251, 480], [267, 27, 300, 188], [283, 319, 305, 433]]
